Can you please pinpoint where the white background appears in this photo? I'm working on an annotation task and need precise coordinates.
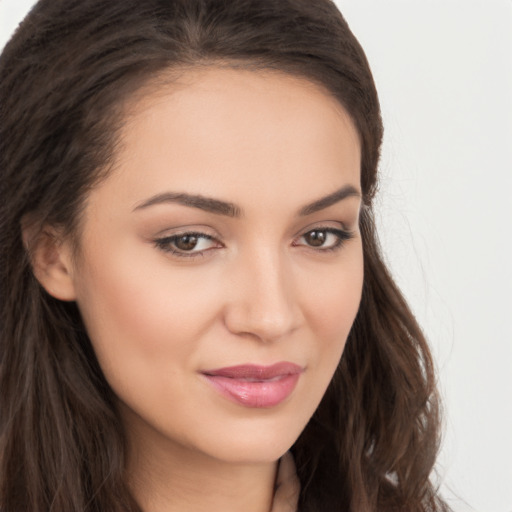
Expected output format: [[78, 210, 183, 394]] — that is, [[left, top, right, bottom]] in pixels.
[[1, 1, 511, 511]]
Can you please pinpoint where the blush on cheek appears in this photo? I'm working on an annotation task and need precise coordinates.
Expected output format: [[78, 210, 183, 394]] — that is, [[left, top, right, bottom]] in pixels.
[[77, 248, 221, 367], [308, 270, 363, 337], [74, 257, 165, 359]]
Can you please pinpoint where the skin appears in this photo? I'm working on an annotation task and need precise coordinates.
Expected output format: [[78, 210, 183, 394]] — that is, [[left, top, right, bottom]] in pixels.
[[33, 68, 363, 512]]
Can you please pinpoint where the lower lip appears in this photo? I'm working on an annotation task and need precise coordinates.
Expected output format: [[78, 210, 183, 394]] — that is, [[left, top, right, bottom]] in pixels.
[[203, 373, 301, 408]]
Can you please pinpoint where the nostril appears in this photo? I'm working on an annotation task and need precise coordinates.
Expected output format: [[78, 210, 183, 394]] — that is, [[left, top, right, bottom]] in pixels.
[[222, 256, 302, 341]]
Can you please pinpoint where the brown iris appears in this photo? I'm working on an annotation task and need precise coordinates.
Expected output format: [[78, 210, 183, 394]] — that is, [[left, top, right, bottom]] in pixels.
[[304, 230, 326, 247], [174, 234, 199, 251]]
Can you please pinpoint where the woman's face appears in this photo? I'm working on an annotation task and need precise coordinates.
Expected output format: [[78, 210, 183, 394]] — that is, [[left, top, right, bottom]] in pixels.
[[67, 68, 363, 463]]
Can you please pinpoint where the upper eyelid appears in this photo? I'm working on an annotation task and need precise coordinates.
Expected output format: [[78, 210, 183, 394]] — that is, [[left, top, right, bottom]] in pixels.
[[154, 223, 351, 241], [294, 227, 352, 245], [297, 227, 350, 237], [153, 224, 218, 237], [292, 220, 350, 239], [155, 226, 352, 251], [153, 232, 220, 258], [157, 232, 218, 246]]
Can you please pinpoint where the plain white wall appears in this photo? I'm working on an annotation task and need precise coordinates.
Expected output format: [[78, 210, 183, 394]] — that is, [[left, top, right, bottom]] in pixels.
[[1, 1, 511, 511], [336, 3, 512, 511]]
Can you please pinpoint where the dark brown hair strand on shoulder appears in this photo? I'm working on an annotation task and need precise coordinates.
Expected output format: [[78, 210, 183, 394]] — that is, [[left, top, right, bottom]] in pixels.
[[0, 0, 449, 510]]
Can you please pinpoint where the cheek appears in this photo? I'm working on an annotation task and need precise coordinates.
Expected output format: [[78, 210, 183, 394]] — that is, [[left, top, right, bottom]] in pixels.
[[289, 242, 363, 427], [304, 244, 364, 344], [73, 243, 223, 378], [299, 244, 364, 397]]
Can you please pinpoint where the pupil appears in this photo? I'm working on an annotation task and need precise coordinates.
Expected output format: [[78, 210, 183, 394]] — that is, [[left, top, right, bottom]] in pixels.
[[175, 235, 198, 251], [306, 230, 326, 247]]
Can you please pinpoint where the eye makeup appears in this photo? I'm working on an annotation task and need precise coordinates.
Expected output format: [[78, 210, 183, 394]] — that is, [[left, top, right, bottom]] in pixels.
[[153, 226, 354, 260]]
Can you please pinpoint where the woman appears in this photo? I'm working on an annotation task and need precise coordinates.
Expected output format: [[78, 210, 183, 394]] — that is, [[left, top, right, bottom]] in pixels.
[[0, 0, 450, 511]]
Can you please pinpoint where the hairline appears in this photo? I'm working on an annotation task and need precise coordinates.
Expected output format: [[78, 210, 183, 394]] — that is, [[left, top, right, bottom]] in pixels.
[[67, 58, 364, 262]]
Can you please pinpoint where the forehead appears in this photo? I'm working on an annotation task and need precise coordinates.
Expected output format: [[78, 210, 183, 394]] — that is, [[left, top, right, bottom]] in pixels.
[[90, 67, 361, 217]]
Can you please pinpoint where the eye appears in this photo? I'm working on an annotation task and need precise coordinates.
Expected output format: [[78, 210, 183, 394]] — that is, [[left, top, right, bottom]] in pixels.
[[154, 232, 220, 258], [294, 227, 353, 251]]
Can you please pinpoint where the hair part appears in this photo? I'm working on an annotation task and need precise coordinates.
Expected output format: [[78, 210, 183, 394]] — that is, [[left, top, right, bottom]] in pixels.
[[0, 1, 448, 510]]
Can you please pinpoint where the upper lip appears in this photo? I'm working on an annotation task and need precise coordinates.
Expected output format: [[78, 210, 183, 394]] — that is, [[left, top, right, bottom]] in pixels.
[[202, 362, 303, 380]]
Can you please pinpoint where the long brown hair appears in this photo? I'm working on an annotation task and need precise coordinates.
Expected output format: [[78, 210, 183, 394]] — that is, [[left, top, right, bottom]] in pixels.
[[0, 0, 449, 510]]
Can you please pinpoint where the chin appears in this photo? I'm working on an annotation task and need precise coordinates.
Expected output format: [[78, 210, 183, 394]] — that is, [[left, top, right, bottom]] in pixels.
[[190, 414, 310, 465]]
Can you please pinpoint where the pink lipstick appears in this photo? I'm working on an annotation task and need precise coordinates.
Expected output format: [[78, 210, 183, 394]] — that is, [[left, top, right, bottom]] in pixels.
[[201, 362, 303, 408]]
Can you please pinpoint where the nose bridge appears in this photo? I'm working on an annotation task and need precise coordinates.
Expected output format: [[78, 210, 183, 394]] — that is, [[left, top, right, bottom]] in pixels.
[[224, 243, 300, 342]]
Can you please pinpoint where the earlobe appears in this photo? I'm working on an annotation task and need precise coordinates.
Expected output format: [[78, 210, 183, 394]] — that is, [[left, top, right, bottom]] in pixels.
[[22, 223, 77, 302]]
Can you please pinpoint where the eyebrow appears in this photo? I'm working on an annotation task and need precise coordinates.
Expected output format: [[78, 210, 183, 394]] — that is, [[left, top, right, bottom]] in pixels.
[[298, 185, 360, 216], [133, 185, 360, 217], [133, 192, 241, 217]]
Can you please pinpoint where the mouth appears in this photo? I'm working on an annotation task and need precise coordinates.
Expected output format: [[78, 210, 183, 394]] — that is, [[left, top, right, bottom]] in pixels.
[[201, 362, 303, 408]]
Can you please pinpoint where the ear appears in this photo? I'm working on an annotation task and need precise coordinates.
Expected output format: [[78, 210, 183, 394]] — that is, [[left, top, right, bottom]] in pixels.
[[22, 222, 77, 301]]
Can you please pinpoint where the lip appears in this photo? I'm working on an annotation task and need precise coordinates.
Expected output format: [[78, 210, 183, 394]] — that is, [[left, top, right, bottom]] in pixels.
[[201, 362, 303, 408]]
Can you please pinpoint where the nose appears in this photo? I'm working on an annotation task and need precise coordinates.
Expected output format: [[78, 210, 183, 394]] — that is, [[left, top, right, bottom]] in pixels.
[[223, 247, 302, 343]]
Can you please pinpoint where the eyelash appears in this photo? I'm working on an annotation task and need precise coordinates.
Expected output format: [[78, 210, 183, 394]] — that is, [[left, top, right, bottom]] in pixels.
[[294, 227, 354, 252], [153, 231, 217, 259], [153, 227, 354, 259]]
